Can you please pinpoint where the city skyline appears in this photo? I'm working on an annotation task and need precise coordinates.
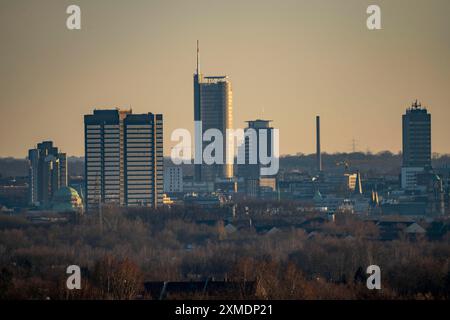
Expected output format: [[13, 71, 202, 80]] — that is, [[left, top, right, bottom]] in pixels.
[[1, 0, 450, 158], [1, 0, 450, 306]]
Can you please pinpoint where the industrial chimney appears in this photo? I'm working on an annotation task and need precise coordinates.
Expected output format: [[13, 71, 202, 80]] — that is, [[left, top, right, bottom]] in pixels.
[[316, 116, 322, 172]]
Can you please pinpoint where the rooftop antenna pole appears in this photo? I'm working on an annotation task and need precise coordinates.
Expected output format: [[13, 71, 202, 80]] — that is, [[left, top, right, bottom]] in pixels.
[[196, 40, 200, 75]]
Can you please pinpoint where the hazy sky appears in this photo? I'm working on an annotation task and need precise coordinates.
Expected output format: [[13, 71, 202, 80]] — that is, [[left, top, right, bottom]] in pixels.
[[1, 0, 449, 158]]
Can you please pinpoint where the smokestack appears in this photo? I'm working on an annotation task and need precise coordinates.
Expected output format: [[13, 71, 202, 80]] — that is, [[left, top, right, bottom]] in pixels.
[[316, 116, 322, 172]]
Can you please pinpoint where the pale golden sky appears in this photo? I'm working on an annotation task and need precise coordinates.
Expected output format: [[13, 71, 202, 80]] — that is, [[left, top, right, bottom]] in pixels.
[[1, 0, 449, 157]]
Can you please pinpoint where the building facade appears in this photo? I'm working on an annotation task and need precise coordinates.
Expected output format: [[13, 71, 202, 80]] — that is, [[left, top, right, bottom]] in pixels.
[[164, 166, 183, 193], [28, 141, 67, 207], [124, 113, 164, 207], [401, 101, 431, 190], [240, 119, 276, 197], [194, 42, 233, 182], [84, 109, 163, 209]]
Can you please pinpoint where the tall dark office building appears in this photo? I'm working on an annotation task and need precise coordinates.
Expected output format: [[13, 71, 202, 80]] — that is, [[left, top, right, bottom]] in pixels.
[[84, 109, 163, 209], [28, 141, 67, 207], [194, 41, 233, 182], [402, 100, 431, 167], [241, 119, 276, 197], [242, 120, 274, 178], [124, 113, 164, 207], [401, 100, 432, 189]]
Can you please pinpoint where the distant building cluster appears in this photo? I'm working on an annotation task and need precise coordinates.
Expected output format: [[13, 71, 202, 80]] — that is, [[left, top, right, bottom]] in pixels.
[[27, 141, 83, 214], [15, 44, 447, 219]]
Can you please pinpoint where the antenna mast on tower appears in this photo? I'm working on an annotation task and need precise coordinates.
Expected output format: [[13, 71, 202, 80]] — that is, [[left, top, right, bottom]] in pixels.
[[196, 40, 200, 75]]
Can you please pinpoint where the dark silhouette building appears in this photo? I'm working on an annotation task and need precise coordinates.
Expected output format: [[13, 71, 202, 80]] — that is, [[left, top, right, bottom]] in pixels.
[[402, 100, 431, 167], [240, 119, 276, 197], [28, 141, 67, 207], [401, 100, 431, 189]]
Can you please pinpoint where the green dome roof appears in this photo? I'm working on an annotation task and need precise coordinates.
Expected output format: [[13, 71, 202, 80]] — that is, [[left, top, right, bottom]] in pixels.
[[52, 187, 83, 212], [54, 187, 80, 198]]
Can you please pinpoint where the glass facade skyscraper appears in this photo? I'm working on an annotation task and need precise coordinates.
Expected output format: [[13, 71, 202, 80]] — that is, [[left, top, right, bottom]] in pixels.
[[194, 42, 233, 182]]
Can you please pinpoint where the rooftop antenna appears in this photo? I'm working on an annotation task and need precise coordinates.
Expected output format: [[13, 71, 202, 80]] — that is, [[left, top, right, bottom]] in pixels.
[[196, 40, 200, 75], [412, 99, 421, 109]]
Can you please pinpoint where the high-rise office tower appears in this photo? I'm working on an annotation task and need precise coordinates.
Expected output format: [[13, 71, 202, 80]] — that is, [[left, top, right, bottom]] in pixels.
[[401, 100, 431, 189], [124, 113, 164, 207], [28, 141, 67, 207], [84, 109, 163, 209], [194, 41, 233, 182], [242, 120, 274, 178], [85, 109, 124, 208], [402, 100, 431, 167], [241, 119, 275, 197]]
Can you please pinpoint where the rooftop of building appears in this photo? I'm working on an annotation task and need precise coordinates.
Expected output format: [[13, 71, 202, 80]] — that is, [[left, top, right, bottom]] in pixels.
[[85, 109, 162, 123], [406, 100, 429, 113], [246, 119, 273, 129], [202, 76, 229, 84]]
